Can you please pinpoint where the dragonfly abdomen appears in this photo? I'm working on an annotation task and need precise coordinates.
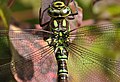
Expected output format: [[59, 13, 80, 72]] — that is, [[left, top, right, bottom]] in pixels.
[[55, 46, 68, 82]]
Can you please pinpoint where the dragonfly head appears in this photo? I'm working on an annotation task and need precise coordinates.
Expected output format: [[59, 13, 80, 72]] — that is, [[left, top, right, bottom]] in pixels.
[[48, 1, 71, 18]]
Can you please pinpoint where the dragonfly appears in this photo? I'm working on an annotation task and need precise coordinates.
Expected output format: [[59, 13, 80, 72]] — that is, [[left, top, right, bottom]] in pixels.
[[0, 0, 120, 82]]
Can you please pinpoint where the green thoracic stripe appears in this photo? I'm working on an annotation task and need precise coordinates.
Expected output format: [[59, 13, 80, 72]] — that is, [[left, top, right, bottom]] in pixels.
[[54, 20, 58, 27], [63, 19, 66, 27]]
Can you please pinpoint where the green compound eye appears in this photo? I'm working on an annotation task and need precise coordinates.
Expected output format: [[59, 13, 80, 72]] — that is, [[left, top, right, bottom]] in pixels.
[[48, 1, 71, 18], [63, 8, 68, 14]]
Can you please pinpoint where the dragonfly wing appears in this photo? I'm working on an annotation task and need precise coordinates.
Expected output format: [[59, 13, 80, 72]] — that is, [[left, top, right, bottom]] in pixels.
[[0, 63, 16, 82], [70, 23, 120, 52], [0, 34, 11, 60], [68, 43, 120, 82], [68, 22, 120, 82], [0, 24, 57, 82]]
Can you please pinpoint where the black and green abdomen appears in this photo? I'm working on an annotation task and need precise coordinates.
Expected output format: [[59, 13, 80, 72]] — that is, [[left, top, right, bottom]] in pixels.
[[55, 46, 68, 82]]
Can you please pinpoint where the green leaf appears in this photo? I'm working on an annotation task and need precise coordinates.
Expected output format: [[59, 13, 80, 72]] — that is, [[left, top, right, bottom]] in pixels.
[[0, 3, 11, 30], [107, 5, 120, 16]]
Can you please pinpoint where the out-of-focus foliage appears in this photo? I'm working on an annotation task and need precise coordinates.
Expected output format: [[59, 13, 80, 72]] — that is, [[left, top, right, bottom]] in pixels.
[[93, 0, 120, 22], [76, 0, 120, 22], [0, 2, 11, 29], [76, 0, 94, 19], [0, 0, 8, 5], [10, 0, 41, 24]]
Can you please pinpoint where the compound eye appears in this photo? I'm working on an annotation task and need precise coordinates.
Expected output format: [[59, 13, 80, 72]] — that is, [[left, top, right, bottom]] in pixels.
[[63, 8, 68, 14]]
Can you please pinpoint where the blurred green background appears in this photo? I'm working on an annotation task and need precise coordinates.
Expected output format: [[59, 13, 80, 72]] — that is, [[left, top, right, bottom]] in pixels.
[[1, 0, 120, 27], [0, 0, 120, 82]]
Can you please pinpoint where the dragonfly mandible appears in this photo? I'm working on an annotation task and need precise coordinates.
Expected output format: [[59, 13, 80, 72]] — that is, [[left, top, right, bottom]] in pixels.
[[0, 0, 120, 82]]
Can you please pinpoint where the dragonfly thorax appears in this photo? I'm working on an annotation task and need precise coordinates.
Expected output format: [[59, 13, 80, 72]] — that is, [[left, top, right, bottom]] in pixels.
[[48, 1, 71, 18], [46, 16, 70, 47], [46, 30, 70, 48]]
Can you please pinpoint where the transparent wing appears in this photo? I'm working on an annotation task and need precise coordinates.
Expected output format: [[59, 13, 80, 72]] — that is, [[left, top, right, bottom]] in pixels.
[[70, 22, 120, 50], [68, 22, 120, 82], [0, 24, 57, 82]]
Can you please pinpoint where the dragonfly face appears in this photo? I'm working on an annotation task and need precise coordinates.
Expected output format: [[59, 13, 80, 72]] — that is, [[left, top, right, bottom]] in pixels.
[[48, 1, 71, 18]]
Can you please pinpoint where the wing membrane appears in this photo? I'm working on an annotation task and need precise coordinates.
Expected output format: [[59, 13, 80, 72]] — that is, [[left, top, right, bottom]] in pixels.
[[70, 23, 120, 50], [68, 43, 120, 82], [68, 22, 120, 82], [0, 24, 58, 82]]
